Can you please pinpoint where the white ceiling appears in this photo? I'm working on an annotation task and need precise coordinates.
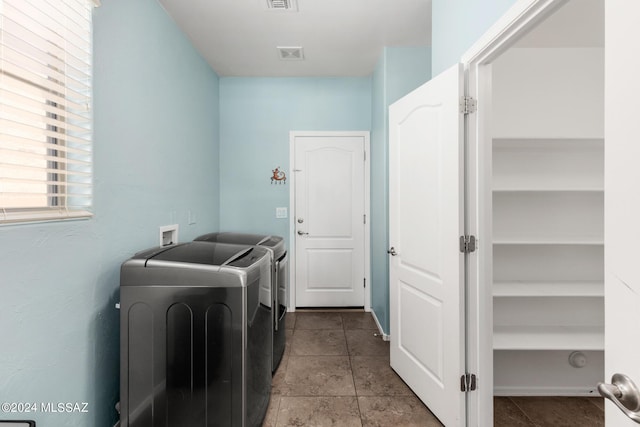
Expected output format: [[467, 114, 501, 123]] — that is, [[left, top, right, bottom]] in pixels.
[[158, 0, 432, 77]]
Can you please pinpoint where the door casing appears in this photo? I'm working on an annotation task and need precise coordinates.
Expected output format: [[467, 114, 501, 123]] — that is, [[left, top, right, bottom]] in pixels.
[[461, 0, 571, 425], [603, 1, 640, 424], [288, 131, 371, 312]]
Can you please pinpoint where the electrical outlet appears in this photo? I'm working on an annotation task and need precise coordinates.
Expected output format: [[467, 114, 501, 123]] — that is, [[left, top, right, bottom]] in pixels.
[[276, 207, 288, 218]]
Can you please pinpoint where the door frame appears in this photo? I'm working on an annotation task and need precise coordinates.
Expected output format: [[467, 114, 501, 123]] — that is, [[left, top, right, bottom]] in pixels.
[[288, 131, 371, 313], [460, 0, 569, 425]]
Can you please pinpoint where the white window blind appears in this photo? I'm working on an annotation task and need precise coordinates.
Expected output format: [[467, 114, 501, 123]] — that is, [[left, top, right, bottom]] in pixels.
[[0, 0, 94, 224]]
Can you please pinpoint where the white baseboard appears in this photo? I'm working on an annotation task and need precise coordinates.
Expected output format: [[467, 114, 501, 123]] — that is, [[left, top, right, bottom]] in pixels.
[[370, 309, 390, 341], [494, 386, 599, 396]]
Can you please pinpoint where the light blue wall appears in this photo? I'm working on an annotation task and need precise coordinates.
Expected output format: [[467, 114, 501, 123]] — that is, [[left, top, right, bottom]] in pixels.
[[385, 47, 432, 105], [370, 47, 431, 333], [431, 0, 517, 76], [371, 58, 387, 327], [0, 0, 220, 425], [218, 77, 372, 246]]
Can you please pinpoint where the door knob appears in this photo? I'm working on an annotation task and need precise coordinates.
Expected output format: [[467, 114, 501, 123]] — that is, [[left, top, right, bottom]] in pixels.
[[297, 230, 308, 236], [598, 373, 640, 423], [387, 247, 397, 256]]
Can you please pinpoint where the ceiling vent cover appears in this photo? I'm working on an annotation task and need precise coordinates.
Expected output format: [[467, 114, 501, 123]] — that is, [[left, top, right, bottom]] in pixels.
[[277, 46, 304, 61], [266, 0, 298, 11]]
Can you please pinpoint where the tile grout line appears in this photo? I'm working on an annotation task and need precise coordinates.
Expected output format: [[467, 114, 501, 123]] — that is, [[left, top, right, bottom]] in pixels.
[[277, 312, 382, 426], [506, 397, 543, 427], [343, 313, 365, 426], [270, 330, 291, 427], [283, 312, 446, 426], [587, 397, 605, 413], [271, 395, 281, 427]]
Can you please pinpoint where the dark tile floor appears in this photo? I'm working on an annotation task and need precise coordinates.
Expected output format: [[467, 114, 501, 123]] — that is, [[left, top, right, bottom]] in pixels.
[[263, 311, 605, 427], [494, 396, 604, 426], [262, 310, 443, 427]]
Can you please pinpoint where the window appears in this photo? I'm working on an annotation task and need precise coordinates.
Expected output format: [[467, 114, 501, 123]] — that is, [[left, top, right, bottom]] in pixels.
[[0, 0, 95, 224]]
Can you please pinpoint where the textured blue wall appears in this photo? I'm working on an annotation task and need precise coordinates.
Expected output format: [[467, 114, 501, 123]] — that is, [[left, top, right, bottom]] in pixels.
[[218, 77, 372, 246], [431, 0, 517, 76], [370, 47, 431, 334], [0, 0, 220, 425]]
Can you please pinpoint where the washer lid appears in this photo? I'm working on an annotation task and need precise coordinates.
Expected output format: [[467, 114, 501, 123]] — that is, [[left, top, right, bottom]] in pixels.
[[195, 232, 285, 256], [146, 241, 256, 266], [257, 235, 283, 248], [194, 232, 267, 245], [198, 232, 282, 246]]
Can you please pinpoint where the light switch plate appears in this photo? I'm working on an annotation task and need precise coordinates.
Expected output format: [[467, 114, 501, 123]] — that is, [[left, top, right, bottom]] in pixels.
[[276, 207, 288, 218], [188, 210, 197, 225]]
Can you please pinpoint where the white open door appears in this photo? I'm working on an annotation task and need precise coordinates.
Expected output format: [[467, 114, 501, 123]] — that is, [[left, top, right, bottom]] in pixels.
[[389, 63, 465, 426], [599, 1, 640, 424]]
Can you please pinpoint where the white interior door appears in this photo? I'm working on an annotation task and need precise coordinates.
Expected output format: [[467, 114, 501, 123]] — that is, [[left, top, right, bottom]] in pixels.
[[600, 2, 640, 424], [293, 133, 366, 307], [389, 64, 465, 426]]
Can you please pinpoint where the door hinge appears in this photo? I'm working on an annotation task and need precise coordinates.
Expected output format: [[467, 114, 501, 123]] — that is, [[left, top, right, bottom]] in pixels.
[[363, 214, 366, 224], [364, 278, 366, 288], [461, 373, 477, 392], [459, 235, 477, 253], [459, 96, 477, 114], [364, 151, 367, 161]]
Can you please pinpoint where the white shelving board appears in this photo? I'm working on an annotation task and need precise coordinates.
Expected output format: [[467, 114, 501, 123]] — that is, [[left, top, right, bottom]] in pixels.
[[493, 139, 603, 191], [494, 242, 604, 283], [490, 45, 605, 396], [493, 350, 604, 397], [493, 191, 603, 243], [493, 238, 604, 245], [494, 325, 604, 351], [493, 281, 604, 297], [493, 187, 603, 193]]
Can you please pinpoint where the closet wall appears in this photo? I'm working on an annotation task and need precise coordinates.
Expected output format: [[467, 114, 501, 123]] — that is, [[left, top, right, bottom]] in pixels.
[[491, 47, 604, 395]]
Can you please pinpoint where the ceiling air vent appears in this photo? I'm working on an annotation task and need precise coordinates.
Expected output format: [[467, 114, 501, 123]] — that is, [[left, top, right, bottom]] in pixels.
[[277, 46, 304, 61], [265, 0, 298, 11]]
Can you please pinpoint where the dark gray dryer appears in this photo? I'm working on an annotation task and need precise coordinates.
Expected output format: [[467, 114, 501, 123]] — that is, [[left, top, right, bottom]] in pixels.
[[194, 232, 287, 372], [119, 241, 272, 427]]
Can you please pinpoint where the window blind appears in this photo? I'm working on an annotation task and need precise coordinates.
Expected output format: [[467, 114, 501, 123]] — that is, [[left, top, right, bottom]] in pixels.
[[0, 0, 94, 224]]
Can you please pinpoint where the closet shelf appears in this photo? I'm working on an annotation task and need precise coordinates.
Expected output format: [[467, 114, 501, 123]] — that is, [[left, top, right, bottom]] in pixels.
[[493, 281, 603, 297], [493, 325, 604, 351], [492, 187, 604, 193], [492, 138, 604, 195], [491, 47, 605, 392], [493, 237, 604, 245], [492, 138, 604, 149]]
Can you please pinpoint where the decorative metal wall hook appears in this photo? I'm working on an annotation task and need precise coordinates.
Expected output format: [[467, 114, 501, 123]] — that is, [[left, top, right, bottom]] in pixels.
[[271, 167, 286, 184]]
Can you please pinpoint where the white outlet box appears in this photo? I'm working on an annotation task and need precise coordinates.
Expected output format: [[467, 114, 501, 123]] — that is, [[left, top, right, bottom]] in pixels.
[[159, 224, 179, 247], [276, 207, 288, 218]]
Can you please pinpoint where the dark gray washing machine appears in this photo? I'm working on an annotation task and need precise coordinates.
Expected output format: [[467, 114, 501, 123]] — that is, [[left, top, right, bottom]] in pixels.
[[119, 241, 272, 427], [194, 232, 287, 372]]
